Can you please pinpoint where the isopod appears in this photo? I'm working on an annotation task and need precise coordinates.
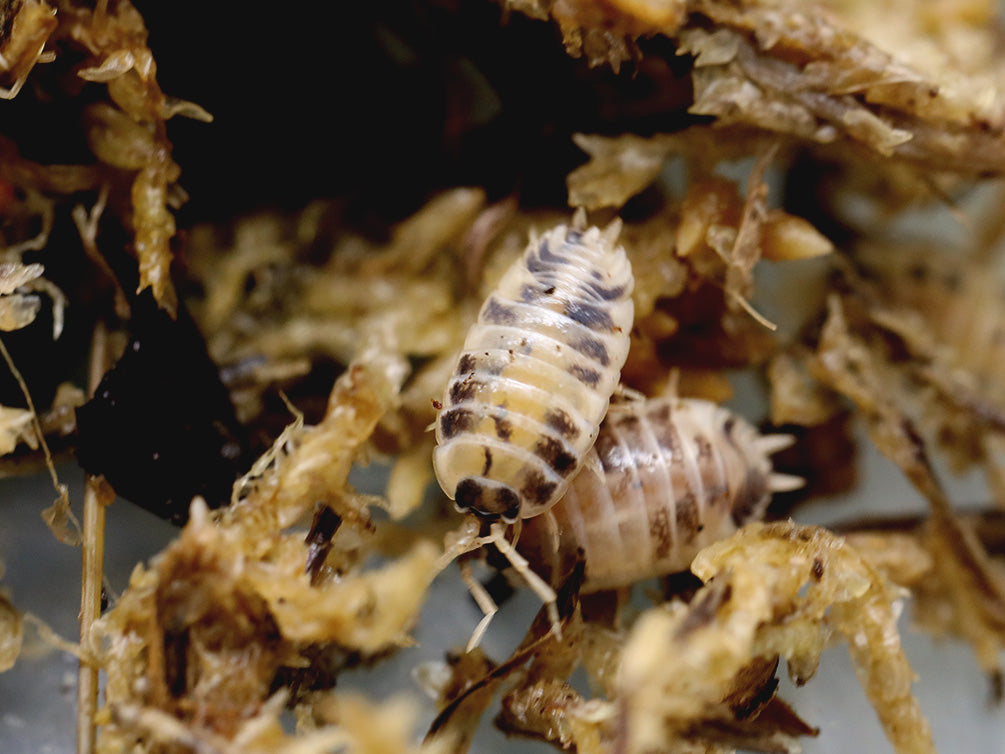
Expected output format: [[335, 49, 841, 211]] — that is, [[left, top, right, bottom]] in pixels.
[[517, 395, 803, 592], [433, 213, 634, 522]]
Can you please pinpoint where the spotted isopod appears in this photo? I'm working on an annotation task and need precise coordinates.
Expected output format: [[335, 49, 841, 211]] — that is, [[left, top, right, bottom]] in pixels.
[[517, 395, 803, 592], [433, 214, 634, 522]]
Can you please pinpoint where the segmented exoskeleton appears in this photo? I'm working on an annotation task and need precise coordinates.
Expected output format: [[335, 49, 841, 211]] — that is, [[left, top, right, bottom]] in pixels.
[[433, 215, 634, 522], [518, 395, 802, 591]]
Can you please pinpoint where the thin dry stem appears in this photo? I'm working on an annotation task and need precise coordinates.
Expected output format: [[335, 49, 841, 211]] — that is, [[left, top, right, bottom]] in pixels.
[[0, 333, 72, 524], [77, 321, 111, 754]]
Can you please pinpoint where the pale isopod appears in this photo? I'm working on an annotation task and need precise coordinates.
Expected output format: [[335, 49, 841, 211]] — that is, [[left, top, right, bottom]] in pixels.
[[433, 214, 634, 522], [517, 395, 803, 592]]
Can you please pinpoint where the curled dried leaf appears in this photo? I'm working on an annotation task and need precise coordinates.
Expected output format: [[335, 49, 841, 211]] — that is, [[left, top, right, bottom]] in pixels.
[[567, 133, 680, 210], [0, 403, 37, 455], [41, 485, 80, 546]]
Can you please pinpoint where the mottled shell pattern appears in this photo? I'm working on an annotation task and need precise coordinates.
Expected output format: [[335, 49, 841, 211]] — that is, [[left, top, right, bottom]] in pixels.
[[433, 219, 634, 521], [518, 396, 802, 592]]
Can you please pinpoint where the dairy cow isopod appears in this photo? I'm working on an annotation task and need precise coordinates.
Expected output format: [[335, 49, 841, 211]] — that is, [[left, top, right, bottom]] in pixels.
[[518, 395, 803, 591], [433, 213, 634, 522]]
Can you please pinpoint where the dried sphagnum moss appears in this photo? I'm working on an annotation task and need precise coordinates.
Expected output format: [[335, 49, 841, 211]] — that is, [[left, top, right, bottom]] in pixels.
[[427, 524, 930, 754], [620, 522, 935, 754], [2, 0, 1005, 752], [524, 0, 1005, 170], [93, 361, 445, 753]]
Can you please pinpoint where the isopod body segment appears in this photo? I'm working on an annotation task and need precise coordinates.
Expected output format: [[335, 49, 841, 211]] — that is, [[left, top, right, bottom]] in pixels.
[[433, 218, 634, 521], [518, 396, 802, 592]]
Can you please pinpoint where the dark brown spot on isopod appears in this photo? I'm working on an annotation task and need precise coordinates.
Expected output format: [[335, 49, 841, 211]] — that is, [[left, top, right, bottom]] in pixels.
[[492, 414, 513, 441], [544, 408, 580, 440], [731, 469, 769, 527], [493, 487, 522, 520], [617, 414, 640, 432], [482, 297, 518, 325], [675, 492, 699, 543], [526, 255, 546, 274], [568, 364, 601, 387], [462, 351, 508, 376], [650, 403, 672, 424], [571, 336, 610, 366], [649, 506, 673, 559], [439, 408, 476, 439], [455, 478, 521, 521], [539, 238, 569, 264], [694, 434, 713, 460], [521, 469, 558, 505], [482, 448, 493, 476], [527, 239, 570, 273], [449, 378, 481, 404], [534, 435, 578, 476], [584, 281, 627, 301], [655, 421, 682, 457], [455, 478, 482, 509], [565, 300, 614, 330], [702, 483, 729, 510]]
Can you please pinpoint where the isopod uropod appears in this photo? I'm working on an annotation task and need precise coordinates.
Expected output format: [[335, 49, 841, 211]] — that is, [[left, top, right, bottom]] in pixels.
[[433, 215, 634, 522], [517, 395, 803, 592]]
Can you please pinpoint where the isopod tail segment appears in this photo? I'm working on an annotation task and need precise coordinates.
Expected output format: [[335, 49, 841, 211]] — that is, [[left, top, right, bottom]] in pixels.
[[570, 205, 623, 249], [755, 434, 804, 493], [436, 518, 563, 650]]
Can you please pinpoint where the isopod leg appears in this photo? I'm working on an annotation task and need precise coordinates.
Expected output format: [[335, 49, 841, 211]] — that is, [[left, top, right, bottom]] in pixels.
[[486, 523, 562, 640], [543, 509, 561, 557], [611, 383, 647, 403], [435, 518, 484, 575], [460, 560, 498, 652]]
